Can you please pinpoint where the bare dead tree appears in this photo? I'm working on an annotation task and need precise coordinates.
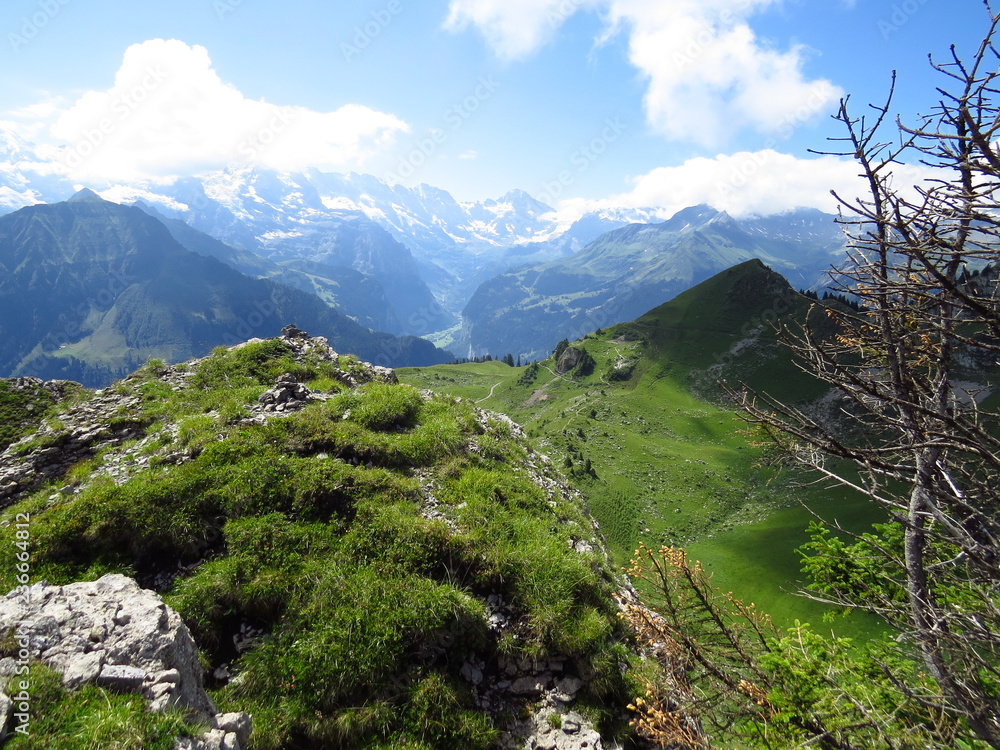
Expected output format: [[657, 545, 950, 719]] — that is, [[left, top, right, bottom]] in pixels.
[[731, 6, 1000, 747]]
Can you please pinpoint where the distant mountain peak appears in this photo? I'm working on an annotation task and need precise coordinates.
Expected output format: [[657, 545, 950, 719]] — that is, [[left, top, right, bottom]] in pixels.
[[500, 189, 552, 211], [480, 189, 553, 215], [661, 204, 722, 227], [67, 188, 105, 204]]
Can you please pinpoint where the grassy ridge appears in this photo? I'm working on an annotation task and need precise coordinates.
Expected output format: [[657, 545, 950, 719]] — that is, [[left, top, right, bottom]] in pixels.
[[2, 340, 639, 749]]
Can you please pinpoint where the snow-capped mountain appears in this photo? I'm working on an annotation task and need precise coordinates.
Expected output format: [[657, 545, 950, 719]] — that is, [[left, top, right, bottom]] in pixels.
[[0, 144, 658, 318], [0, 136, 673, 342], [0, 144, 852, 362]]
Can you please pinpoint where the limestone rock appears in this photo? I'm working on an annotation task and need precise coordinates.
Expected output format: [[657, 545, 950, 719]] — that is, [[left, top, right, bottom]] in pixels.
[[0, 574, 251, 748], [0, 575, 214, 719], [62, 650, 104, 688], [215, 712, 252, 748], [505, 704, 606, 750]]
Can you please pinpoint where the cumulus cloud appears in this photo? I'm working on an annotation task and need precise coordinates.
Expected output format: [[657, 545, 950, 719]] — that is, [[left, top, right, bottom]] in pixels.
[[444, 0, 601, 60], [446, 0, 842, 145], [553, 150, 938, 221], [16, 39, 409, 183]]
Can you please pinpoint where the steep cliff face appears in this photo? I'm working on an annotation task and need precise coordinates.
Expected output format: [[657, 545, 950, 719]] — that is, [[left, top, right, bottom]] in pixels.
[[0, 329, 653, 749]]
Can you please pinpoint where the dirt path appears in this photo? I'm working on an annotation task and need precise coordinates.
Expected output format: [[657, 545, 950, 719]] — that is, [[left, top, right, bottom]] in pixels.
[[540, 364, 568, 382], [476, 381, 502, 403]]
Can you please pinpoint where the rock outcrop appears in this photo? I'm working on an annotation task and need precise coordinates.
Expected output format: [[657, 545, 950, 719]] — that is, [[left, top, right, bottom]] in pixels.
[[0, 385, 146, 506], [0, 328, 398, 506], [0, 574, 251, 749], [555, 346, 584, 375]]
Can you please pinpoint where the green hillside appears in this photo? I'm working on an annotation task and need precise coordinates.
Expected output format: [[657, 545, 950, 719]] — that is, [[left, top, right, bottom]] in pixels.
[[401, 261, 885, 631]]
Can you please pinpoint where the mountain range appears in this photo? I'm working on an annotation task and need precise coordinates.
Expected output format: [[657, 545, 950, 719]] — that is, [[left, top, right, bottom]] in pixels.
[[0, 190, 451, 386], [101, 170, 664, 322], [457, 204, 846, 360], [0, 131, 658, 327], [1, 131, 849, 364]]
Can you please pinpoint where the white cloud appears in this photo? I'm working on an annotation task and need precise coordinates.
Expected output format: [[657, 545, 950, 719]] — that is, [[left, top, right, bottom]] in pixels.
[[553, 150, 938, 220], [458, 149, 480, 160], [444, 0, 600, 60], [8, 98, 67, 122], [446, 0, 842, 145], [17, 39, 409, 183]]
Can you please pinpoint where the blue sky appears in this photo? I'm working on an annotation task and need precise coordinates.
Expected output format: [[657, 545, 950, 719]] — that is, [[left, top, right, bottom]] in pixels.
[[0, 0, 992, 216]]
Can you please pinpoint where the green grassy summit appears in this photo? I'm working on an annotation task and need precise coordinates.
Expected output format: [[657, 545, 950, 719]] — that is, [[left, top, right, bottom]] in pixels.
[[0, 333, 639, 749]]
